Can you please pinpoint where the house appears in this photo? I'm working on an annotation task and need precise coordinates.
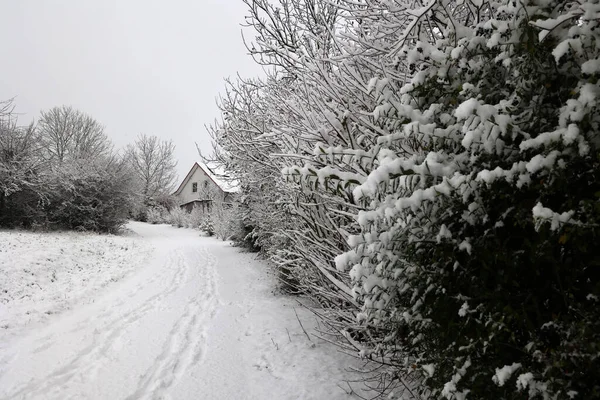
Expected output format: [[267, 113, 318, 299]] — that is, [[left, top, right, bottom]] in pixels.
[[173, 162, 238, 212]]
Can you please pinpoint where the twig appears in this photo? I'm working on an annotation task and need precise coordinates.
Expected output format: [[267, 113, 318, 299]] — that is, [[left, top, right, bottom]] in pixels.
[[336, 383, 353, 395], [345, 382, 355, 396], [293, 307, 312, 342], [286, 327, 292, 343]]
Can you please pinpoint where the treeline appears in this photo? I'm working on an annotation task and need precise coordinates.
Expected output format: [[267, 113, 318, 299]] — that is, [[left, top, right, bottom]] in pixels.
[[211, 0, 599, 399], [0, 101, 177, 232]]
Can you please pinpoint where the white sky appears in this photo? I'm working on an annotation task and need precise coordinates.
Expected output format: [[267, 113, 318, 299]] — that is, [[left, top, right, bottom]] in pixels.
[[0, 0, 262, 180]]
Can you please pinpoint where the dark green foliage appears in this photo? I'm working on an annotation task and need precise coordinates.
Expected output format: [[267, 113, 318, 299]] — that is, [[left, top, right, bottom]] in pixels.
[[347, 11, 600, 400], [213, 0, 599, 397]]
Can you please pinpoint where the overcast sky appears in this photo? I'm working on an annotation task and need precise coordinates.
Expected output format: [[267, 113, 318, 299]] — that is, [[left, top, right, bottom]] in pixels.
[[0, 0, 262, 179]]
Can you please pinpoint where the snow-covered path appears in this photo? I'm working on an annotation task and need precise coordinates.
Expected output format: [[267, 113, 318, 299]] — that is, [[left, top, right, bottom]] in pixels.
[[0, 222, 359, 400]]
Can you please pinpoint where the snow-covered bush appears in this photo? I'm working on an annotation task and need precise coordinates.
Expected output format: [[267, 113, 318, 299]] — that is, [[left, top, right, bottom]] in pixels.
[[131, 194, 176, 223], [185, 207, 204, 229], [211, 201, 238, 240], [160, 202, 241, 237], [44, 156, 137, 232], [227, 200, 260, 250], [198, 214, 214, 236], [165, 207, 188, 228], [163, 206, 208, 229], [209, 77, 294, 253], [1, 101, 140, 233], [0, 103, 47, 228], [326, 1, 599, 398], [146, 206, 167, 224], [213, 0, 600, 398]]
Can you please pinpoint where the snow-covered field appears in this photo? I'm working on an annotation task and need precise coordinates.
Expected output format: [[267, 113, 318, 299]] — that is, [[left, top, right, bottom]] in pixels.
[[0, 222, 366, 399], [0, 228, 152, 338]]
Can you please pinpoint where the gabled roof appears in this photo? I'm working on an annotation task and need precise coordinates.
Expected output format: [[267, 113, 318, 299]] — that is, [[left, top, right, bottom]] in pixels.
[[173, 161, 239, 195]]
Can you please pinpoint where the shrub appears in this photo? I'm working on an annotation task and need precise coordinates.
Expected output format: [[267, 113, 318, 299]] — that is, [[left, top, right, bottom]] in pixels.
[[165, 207, 187, 228], [44, 157, 136, 233], [0, 106, 46, 228], [185, 207, 205, 229], [146, 206, 167, 224], [214, 0, 600, 398], [1, 102, 140, 233], [198, 214, 214, 236]]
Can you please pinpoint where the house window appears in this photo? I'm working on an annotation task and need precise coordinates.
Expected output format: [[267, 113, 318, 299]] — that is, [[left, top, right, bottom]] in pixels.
[[203, 181, 209, 188], [192, 182, 198, 193]]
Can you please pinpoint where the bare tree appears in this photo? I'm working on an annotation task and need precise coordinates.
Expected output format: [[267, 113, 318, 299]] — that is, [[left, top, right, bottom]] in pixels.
[[37, 105, 111, 163], [126, 134, 178, 206]]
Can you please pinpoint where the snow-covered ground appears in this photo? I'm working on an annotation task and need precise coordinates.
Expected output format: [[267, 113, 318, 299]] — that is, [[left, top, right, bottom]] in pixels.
[[0, 228, 152, 338], [0, 222, 366, 399]]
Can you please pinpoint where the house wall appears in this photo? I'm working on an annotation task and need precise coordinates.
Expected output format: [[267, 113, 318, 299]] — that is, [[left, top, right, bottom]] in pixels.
[[176, 166, 224, 206], [182, 200, 212, 213]]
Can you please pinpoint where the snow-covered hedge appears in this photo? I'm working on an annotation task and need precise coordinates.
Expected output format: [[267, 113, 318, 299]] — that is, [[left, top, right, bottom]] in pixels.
[[0, 103, 139, 232], [213, 0, 599, 398], [148, 203, 243, 241]]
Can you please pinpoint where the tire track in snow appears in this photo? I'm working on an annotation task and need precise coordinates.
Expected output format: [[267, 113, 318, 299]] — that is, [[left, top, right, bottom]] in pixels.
[[1, 244, 216, 400], [125, 246, 218, 400]]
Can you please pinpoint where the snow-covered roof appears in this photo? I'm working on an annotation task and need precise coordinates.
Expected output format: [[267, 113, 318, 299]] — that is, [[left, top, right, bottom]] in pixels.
[[198, 161, 240, 193], [174, 161, 239, 195]]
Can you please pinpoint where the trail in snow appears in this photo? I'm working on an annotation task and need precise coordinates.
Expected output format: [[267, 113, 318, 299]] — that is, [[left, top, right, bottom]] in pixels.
[[0, 222, 365, 400]]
